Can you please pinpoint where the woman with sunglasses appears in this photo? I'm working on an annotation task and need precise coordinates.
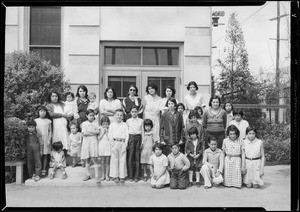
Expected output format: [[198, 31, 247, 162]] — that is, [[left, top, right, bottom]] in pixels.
[[122, 85, 143, 121]]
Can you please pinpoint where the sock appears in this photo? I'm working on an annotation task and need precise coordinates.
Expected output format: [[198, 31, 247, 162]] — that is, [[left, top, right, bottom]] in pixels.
[[196, 172, 200, 182], [86, 163, 91, 176], [94, 164, 99, 178], [189, 171, 193, 182]]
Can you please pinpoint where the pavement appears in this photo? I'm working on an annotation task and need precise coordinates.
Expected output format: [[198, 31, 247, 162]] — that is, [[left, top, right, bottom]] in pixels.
[[4, 165, 290, 210]]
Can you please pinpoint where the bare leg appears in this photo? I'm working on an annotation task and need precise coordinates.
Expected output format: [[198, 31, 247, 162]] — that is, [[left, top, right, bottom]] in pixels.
[[99, 157, 105, 181], [105, 156, 110, 180]]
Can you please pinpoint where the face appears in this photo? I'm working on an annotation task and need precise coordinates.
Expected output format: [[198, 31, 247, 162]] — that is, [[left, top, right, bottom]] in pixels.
[[211, 99, 220, 109], [197, 109, 202, 116], [66, 95, 73, 102], [50, 93, 58, 103], [234, 114, 242, 122], [86, 113, 95, 122], [189, 85, 197, 94], [79, 88, 86, 98], [129, 87, 136, 97], [145, 125, 152, 132], [27, 126, 35, 133], [177, 106, 184, 113], [148, 87, 156, 95], [115, 111, 124, 122], [209, 140, 217, 151], [106, 89, 114, 99], [225, 103, 232, 112], [247, 130, 256, 141], [39, 110, 46, 118], [102, 122, 109, 129], [168, 101, 175, 111], [70, 125, 78, 134], [190, 116, 197, 123], [229, 130, 237, 140], [165, 88, 173, 98], [57, 148, 62, 153], [171, 145, 180, 155], [89, 95, 96, 103], [130, 108, 138, 118], [190, 133, 197, 140], [154, 147, 162, 156]]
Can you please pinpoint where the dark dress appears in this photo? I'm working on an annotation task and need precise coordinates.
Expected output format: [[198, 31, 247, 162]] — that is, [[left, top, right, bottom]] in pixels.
[[122, 97, 143, 120], [76, 98, 89, 128]]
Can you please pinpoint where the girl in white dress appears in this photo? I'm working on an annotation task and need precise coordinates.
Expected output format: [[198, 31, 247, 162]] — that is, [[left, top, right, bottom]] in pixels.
[[98, 116, 111, 181], [81, 109, 100, 182], [35, 106, 52, 178], [243, 126, 265, 188], [99, 87, 122, 123], [149, 143, 170, 189], [184, 81, 206, 118]]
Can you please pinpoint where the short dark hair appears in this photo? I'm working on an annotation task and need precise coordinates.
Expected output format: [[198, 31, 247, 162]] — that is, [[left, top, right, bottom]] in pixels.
[[128, 85, 139, 96], [146, 83, 158, 94], [115, 109, 124, 115], [163, 86, 176, 98], [188, 126, 199, 137], [100, 116, 110, 126], [86, 109, 95, 115], [208, 95, 221, 107], [223, 101, 234, 111], [208, 136, 218, 144], [104, 87, 117, 100], [166, 97, 177, 108], [143, 119, 153, 129], [187, 81, 198, 91], [246, 126, 258, 137], [52, 141, 63, 152], [233, 109, 244, 117], [171, 143, 180, 148], [130, 105, 139, 111], [37, 105, 47, 113], [188, 110, 200, 119], [48, 91, 62, 103], [152, 142, 164, 152], [226, 125, 240, 138], [176, 103, 185, 111], [194, 106, 203, 115], [65, 92, 75, 100], [27, 119, 37, 127], [69, 122, 79, 130], [76, 85, 88, 98]]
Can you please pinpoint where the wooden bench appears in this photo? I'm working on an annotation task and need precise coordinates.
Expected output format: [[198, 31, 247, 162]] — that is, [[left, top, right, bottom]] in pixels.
[[5, 161, 26, 184]]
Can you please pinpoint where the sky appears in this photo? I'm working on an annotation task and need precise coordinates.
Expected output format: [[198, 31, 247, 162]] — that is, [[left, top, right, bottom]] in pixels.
[[211, 1, 291, 78]]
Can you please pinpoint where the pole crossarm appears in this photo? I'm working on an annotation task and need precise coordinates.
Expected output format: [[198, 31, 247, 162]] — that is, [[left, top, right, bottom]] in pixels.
[[269, 13, 289, 21]]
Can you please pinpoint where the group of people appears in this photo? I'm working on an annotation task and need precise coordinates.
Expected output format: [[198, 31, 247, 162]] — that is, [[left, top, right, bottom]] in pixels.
[[24, 81, 265, 189]]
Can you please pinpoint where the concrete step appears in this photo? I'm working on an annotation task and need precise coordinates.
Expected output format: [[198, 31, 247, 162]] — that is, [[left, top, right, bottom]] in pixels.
[[48, 166, 97, 178]]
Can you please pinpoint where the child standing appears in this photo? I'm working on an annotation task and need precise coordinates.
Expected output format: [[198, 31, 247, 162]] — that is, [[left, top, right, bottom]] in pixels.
[[25, 120, 43, 182], [87, 92, 99, 125], [177, 103, 188, 126], [35, 106, 52, 178], [126, 106, 143, 182], [98, 116, 111, 181], [243, 126, 265, 188], [68, 123, 82, 167], [149, 143, 170, 189], [223, 102, 234, 130], [222, 125, 246, 188], [167, 143, 190, 189], [81, 109, 100, 182], [185, 127, 204, 187], [185, 110, 205, 145], [229, 109, 249, 140], [49, 141, 67, 179], [200, 137, 224, 189], [194, 106, 203, 125], [140, 119, 157, 182], [63, 92, 79, 125], [108, 109, 129, 183]]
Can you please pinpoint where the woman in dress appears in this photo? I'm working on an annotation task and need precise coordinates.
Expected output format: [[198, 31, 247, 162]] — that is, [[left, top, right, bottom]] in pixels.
[[76, 85, 90, 128], [45, 91, 69, 153], [184, 81, 206, 118], [122, 84, 143, 121], [160, 85, 178, 115], [143, 83, 162, 142], [99, 87, 122, 123]]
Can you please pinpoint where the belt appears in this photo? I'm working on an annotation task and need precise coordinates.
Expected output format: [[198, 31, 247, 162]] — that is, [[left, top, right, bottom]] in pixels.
[[129, 134, 142, 137], [246, 157, 261, 161], [227, 154, 241, 157], [113, 138, 125, 142]]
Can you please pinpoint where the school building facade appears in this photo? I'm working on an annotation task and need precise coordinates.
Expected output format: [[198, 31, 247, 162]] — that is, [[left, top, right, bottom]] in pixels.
[[5, 6, 212, 103]]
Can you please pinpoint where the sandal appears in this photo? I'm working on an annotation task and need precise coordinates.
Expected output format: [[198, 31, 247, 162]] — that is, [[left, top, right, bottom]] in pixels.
[[34, 175, 41, 182], [83, 175, 91, 181], [62, 172, 67, 179]]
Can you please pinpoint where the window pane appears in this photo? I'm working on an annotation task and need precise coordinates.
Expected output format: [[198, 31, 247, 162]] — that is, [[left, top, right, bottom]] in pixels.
[[51, 48, 61, 66], [30, 47, 60, 66], [108, 76, 122, 98], [104, 47, 141, 65], [30, 26, 41, 45], [148, 77, 161, 97], [30, 8, 41, 24], [143, 48, 179, 66], [123, 48, 141, 65], [115, 48, 123, 65], [171, 49, 179, 65], [148, 77, 175, 97], [104, 47, 113, 64], [51, 26, 61, 45], [41, 26, 52, 45], [143, 48, 158, 65], [108, 76, 136, 98], [123, 77, 136, 97], [159, 49, 168, 65]]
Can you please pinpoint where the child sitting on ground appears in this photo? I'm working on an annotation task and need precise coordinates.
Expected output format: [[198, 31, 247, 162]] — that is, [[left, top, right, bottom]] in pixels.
[[49, 141, 67, 179], [167, 143, 190, 189], [200, 137, 224, 189]]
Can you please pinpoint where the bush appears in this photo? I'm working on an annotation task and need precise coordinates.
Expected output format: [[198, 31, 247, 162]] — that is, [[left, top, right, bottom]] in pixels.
[[4, 51, 70, 120], [4, 117, 27, 161]]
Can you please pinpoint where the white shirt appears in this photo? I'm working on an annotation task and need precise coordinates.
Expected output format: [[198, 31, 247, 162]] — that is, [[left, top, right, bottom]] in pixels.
[[108, 121, 129, 145], [63, 100, 78, 117], [229, 119, 249, 140], [126, 117, 143, 135], [184, 93, 205, 111]]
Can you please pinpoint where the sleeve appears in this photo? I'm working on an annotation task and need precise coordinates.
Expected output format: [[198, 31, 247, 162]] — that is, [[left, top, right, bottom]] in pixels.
[[48, 121, 52, 144], [202, 111, 207, 129], [124, 123, 129, 145], [67, 135, 71, 150], [108, 123, 114, 141], [223, 110, 227, 129], [217, 150, 224, 173], [185, 141, 190, 155], [99, 99, 106, 114], [117, 99, 123, 110], [122, 98, 128, 114], [81, 122, 87, 133], [183, 95, 190, 111], [138, 98, 144, 114], [222, 139, 226, 154], [202, 150, 208, 164], [182, 155, 190, 171], [179, 113, 185, 142], [163, 156, 168, 167], [159, 114, 165, 142], [149, 155, 154, 165], [46, 104, 63, 118], [61, 152, 66, 167]]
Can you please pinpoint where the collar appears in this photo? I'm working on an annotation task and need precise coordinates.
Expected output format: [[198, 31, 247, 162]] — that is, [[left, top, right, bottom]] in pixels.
[[171, 152, 181, 158], [208, 108, 222, 118], [207, 148, 221, 154]]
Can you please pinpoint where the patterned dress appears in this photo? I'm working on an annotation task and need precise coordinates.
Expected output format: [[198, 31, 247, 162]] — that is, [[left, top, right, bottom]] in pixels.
[[140, 131, 155, 164], [222, 137, 243, 187], [76, 97, 90, 127], [80, 120, 99, 160], [243, 138, 264, 186]]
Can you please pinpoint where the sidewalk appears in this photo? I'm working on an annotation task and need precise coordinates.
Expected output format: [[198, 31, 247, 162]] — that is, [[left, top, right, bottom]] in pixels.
[[4, 165, 290, 210]]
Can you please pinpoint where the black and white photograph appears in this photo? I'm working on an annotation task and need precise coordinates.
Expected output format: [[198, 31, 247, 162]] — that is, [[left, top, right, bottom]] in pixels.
[[2, 1, 296, 210]]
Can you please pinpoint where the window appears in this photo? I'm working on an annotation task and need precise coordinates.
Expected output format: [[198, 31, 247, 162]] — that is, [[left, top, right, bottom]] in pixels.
[[148, 77, 175, 97], [108, 76, 136, 98], [104, 46, 179, 66], [30, 7, 61, 66]]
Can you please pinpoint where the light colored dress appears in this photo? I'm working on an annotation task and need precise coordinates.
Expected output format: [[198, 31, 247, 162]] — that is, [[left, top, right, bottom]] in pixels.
[[140, 131, 155, 164], [144, 94, 162, 141], [99, 99, 122, 123], [184, 93, 205, 111], [80, 120, 99, 160], [98, 126, 111, 156], [49, 151, 66, 168], [35, 118, 52, 155], [243, 138, 264, 186], [222, 137, 243, 187], [68, 132, 82, 157], [52, 104, 69, 150], [88, 101, 99, 125], [64, 100, 79, 117], [229, 119, 249, 140], [150, 154, 170, 186]]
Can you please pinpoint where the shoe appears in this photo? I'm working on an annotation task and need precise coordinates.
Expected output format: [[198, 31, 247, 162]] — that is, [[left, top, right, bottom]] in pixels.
[[83, 175, 91, 181], [105, 176, 110, 181], [204, 185, 211, 189], [41, 170, 46, 178], [120, 178, 125, 183], [49, 172, 55, 180], [134, 178, 139, 183], [32, 174, 36, 180], [196, 182, 201, 187], [72, 162, 76, 168], [114, 178, 120, 183], [143, 177, 147, 182], [62, 172, 67, 179], [189, 182, 193, 187], [81, 163, 86, 168], [34, 175, 41, 182], [95, 177, 101, 183], [129, 178, 133, 182]]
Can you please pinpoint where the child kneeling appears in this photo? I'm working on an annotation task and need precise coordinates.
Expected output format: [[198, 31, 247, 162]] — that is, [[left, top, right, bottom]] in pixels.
[[200, 137, 224, 188], [167, 143, 190, 189], [49, 141, 67, 179]]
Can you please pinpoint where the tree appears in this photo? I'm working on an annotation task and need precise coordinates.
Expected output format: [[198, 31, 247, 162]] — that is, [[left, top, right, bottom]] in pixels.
[[4, 51, 70, 120]]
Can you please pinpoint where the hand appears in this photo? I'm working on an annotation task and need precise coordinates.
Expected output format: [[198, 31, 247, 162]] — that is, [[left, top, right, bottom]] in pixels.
[[160, 141, 166, 145], [194, 154, 200, 159], [190, 154, 195, 158], [153, 174, 158, 180], [241, 166, 247, 175], [215, 171, 221, 177], [259, 169, 264, 177], [179, 140, 183, 145]]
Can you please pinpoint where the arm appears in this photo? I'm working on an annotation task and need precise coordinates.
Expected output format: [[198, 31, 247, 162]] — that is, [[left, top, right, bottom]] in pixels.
[[159, 115, 165, 143], [99, 100, 115, 116], [181, 155, 190, 171], [223, 110, 227, 130], [48, 122, 52, 145], [202, 150, 208, 165], [179, 114, 185, 144], [73, 102, 80, 119], [241, 142, 246, 174], [260, 140, 265, 177], [46, 104, 64, 118], [216, 150, 224, 176], [202, 111, 207, 129], [61, 152, 66, 167], [124, 124, 129, 146]]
